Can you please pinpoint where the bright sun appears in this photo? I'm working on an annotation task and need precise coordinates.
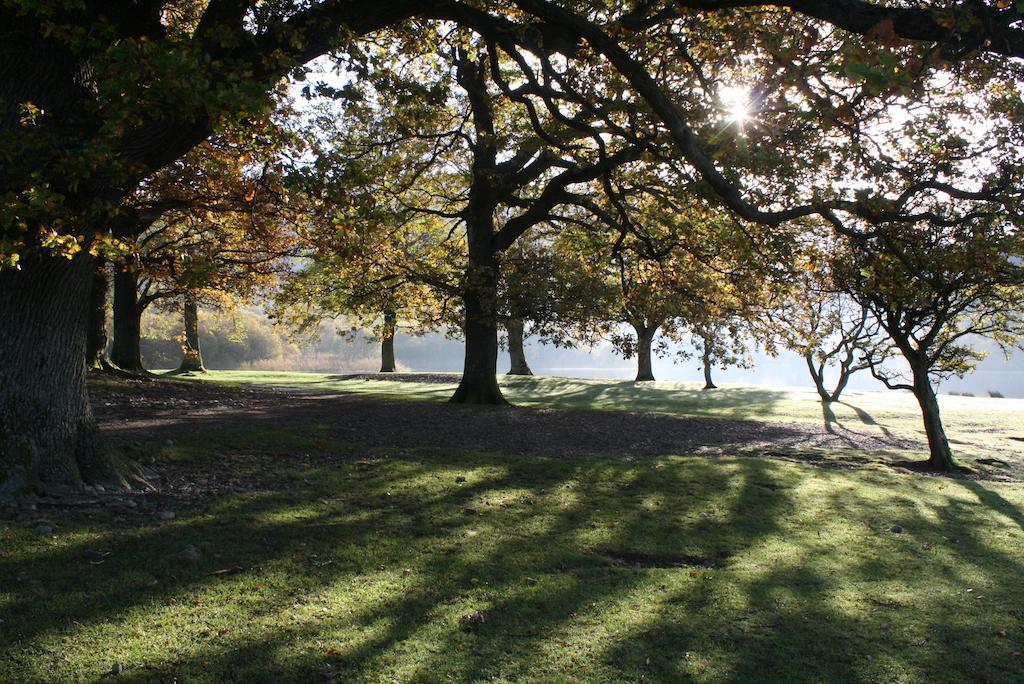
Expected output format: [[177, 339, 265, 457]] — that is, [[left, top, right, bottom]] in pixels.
[[719, 86, 752, 130]]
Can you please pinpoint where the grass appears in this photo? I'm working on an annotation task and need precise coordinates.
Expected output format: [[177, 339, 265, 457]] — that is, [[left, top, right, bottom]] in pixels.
[[174, 370, 1024, 473], [3, 373, 1022, 681], [3, 427, 1024, 682]]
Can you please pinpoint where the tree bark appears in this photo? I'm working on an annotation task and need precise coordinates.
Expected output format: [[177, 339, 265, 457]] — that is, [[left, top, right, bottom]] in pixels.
[[86, 260, 111, 369], [805, 354, 832, 402], [505, 318, 533, 376], [805, 353, 857, 403], [633, 323, 657, 382], [449, 51, 507, 406], [830, 365, 853, 403], [110, 266, 146, 373], [177, 292, 205, 372], [451, 251, 506, 404], [0, 253, 129, 497], [911, 363, 956, 471], [702, 338, 717, 389], [380, 309, 397, 373]]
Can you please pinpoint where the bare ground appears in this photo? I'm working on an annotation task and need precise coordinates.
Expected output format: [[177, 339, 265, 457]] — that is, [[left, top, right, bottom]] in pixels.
[[91, 374, 917, 460]]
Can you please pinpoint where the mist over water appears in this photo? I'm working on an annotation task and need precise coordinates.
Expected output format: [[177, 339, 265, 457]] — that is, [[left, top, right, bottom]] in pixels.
[[391, 331, 1024, 398]]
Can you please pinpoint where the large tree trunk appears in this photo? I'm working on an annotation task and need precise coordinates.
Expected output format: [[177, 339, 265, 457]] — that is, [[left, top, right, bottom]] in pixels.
[[86, 260, 111, 369], [633, 323, 657, 382], [505, 318, 533, 376], [450, 50, 507, 405], [380, 310, 397, 373], [110, 266, 145, 373], [0, 253, 129, 497], [702, 339, 717, 390], [911, 363, 955, 471], [451, 249, 506, 404], [177, 292, 205, 372]]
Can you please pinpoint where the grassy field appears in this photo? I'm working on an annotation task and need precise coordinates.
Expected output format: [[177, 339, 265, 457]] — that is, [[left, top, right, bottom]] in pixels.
[[2, 373, 1023, 682], [179, 370, 1024, 473]]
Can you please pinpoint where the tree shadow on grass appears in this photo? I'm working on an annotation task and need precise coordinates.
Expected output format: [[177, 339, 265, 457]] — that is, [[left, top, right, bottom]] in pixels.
[[838, 401, 898, 439], [3, 446, 1022, 682]]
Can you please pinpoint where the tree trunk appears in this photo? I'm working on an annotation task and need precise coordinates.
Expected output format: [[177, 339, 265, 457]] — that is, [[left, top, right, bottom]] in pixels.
[[450, 50, 507, 405], [177, 292, 205, 372], [110, 266, 145, 373], [634, 323, 657, 382], [830, 365, 852, 403], [86, 260, 111, 369], [911, 364, 956, 471], [702, 340, 717, 390], [805, 354, 831, 402], [451, 250, 507, 404], [380, 309, 397, 373], [505, 318, 533, 376], [0, 253, 130, 497]]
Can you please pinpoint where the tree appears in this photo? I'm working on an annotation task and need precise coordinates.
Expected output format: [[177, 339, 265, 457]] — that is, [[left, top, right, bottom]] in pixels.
[[85, 260, 115, 371], [689, 320, 755, 390], [293, 32, 649, 403], [0, 0, 432, 495], [273, 212, 461, 376], [833, 216, 1024, 471], [109, 129, 297, 373], [499, 239, 563, 377], [176, 291, 206, 373], [4, 0, 1023, 494], [768, 258, 884, 403]]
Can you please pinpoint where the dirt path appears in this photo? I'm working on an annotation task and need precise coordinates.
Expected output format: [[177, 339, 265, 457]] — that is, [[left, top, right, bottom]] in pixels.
[[91, 376, 918, 461]]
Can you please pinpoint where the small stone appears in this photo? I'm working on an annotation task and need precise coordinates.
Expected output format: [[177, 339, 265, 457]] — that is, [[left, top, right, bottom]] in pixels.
[[180, 545, 202, 561], [463, 507, 478, 516], [94, 485, 106, 493], [35, 524, 53, 535], [156, 510, 176, 521], [164, 439, 175, 447], [110, 662, 122, 675], [455, 476, 467, 483], [889, 525, 903, 534]]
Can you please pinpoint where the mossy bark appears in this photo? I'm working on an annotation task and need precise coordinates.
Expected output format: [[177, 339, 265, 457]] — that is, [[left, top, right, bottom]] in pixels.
[[0, 253, 134, 497]]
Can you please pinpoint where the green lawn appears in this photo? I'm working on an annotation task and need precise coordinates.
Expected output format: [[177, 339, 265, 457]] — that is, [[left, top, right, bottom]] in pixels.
[[2, 374, 1023, 682]]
